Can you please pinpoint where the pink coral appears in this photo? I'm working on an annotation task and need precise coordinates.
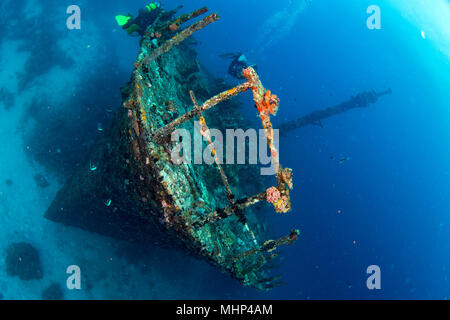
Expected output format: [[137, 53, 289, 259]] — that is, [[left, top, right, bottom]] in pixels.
[[274, 195, 289, 213], [266, 186, 280, 204]]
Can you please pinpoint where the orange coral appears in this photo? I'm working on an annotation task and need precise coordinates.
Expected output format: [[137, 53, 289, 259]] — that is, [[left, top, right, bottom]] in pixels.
[[261, 90, 280, 116]]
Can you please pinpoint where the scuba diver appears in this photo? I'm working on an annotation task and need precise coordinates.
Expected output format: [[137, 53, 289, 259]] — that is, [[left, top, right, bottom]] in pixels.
[[220, 53, 257, 80], [115, 2, 163, 36]]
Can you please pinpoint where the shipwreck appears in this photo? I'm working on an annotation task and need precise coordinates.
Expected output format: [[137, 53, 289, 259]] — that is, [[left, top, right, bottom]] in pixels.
[[45, 7, 391, 290]]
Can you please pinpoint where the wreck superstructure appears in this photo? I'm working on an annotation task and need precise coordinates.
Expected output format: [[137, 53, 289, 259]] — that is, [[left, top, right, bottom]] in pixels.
[[46, 8, 298, 290]]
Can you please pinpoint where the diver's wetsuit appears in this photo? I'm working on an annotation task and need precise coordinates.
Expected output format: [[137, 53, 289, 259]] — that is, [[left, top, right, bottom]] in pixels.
[[124, 8, 162, 36], [227, 54, 256, 79]]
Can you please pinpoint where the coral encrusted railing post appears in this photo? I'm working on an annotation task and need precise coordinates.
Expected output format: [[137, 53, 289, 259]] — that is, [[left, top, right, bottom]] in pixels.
[[142, 12, 220, 64]]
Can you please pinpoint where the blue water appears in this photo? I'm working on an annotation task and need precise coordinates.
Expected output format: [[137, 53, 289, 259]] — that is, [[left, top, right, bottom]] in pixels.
[[0, 0, 449, 299]]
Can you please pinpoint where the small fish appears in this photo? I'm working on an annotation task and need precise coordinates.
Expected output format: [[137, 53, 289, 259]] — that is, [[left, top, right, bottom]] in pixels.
[[89, 161, 97, 171], [338, 157, 350, 164], [104, 199, 112, 207]]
